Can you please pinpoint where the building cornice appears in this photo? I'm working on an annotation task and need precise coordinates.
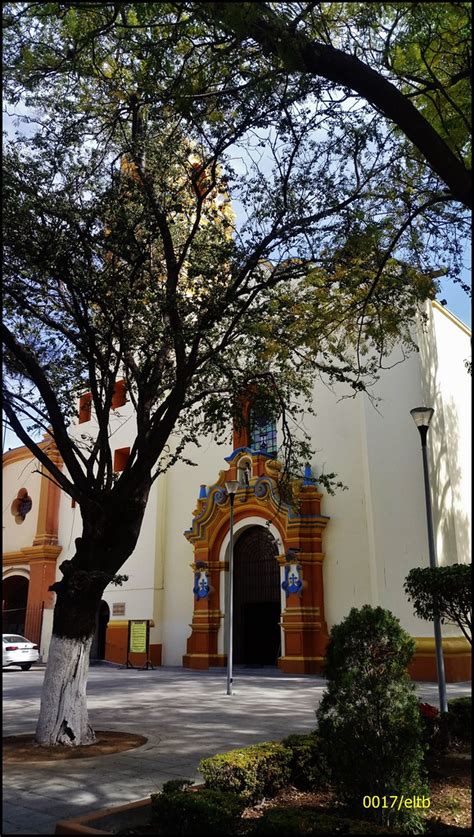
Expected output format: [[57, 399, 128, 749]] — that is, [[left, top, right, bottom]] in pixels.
[[431, 300, 471, 336]]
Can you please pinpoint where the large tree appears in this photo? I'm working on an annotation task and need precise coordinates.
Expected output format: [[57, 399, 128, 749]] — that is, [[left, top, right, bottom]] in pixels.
[[2, 2, 470, 746], [200, 2, 471, 209]]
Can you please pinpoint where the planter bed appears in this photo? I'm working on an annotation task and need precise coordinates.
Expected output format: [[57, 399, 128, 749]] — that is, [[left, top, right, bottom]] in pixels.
[[55, 734, 471, 835], [55, 796, 155, 834]]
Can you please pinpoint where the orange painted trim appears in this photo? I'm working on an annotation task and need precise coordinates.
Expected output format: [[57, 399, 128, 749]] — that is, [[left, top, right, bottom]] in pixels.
[[33, 443, 63, 548], [3, 550, 29, 566], [278, 656, 325, 675], [184, 449, 330, 673], [22, 545, 63, 562], [408, 636, 471, 683], [232, 395, 251, 449], [107, 620, 155, 628], [104, 623, 161, 666], [2, 440, 51, 466], [78, 392, 92, 423], [3, 545, 62, 565], [113, 447, 130, 472], [211, 506, 287, 556], [183, 653, 227, 669], [111, 379, 127, 409], [27, 558, 58, 611]]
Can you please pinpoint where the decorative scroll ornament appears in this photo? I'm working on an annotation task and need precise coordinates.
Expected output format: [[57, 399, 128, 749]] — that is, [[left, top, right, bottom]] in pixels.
[[214, 488, 227, 506], [281, 550, 303, 597], [254, 478, 269, 499]]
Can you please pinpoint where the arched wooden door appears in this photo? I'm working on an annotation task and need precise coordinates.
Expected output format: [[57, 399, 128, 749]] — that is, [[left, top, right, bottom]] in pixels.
[[233, 526, 281, 666]]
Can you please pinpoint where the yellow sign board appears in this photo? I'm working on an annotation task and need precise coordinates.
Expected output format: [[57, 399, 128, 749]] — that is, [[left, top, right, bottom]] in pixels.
[[129, 620, 148, 654]]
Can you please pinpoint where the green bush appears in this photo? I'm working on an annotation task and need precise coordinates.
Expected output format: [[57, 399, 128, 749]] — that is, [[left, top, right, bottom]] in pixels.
[[316, 606, 427, 833], [447, 696, 471, 741], [254, 807, 394, 835], [162, 778, 195, 794], [151, 787, 245, 836], [404, 564, 471, 643], [199, 741, 292, 801], [281, 732, 328, 790], [418, 703, 450, 760]]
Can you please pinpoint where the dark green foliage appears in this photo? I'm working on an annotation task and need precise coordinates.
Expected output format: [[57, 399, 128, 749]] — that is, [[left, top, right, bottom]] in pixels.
[[418, 697, 471, 754], [198, 741, 292, 801], [254, 807, 394, 835], [281, 732, 328, 790], [316, 606, 427, 832], [150, 787, 245, 836], [162, 778, 195, 794], [404, 565, 472, 645], [418, 703, 451, 761], [447, 697, 472, 742]]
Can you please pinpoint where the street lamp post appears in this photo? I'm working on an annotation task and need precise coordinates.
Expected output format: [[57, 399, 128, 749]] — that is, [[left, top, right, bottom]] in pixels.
[[410, 407, 448, 713], [225, 480, 240, 696]]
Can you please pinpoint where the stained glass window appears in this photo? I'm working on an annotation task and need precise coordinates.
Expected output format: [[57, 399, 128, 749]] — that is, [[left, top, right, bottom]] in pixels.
[[249, 413, 277, 455]]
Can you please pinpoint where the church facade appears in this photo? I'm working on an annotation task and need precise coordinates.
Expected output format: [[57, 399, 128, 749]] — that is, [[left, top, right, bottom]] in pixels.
[[3, 301, 471, 681]]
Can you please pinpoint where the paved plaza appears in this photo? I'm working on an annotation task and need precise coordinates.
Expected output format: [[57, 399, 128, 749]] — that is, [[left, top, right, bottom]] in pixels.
[[2, 663, 471, 835]]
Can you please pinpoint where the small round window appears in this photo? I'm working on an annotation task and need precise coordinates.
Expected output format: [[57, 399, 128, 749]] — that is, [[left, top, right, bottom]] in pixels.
[[11, 488, 33, 524]]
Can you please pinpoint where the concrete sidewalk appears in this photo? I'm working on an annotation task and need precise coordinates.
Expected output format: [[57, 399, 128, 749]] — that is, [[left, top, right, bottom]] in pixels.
[[2, 665, 471, 835]]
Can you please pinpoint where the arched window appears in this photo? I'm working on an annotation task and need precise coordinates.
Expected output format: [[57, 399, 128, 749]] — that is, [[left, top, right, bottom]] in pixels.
[[249, 410, 277, 455]]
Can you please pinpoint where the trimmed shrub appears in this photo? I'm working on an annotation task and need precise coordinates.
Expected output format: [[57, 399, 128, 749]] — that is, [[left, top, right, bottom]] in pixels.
[[254, 807, 394, 835], [151, 787, 245, 836], [281, 732, 328, 790], [199, 741, 292, 801], [447, 696, 471, 742], [162, 778, 195, 794], [316, 606, 427, 833]]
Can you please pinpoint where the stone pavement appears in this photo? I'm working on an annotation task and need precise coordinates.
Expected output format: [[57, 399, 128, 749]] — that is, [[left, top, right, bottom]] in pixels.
[[2, 664, 471, 835]]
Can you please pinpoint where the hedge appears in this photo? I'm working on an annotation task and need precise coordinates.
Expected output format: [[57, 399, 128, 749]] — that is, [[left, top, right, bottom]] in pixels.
[[151, 787, 245, 835], [281, 731, 328, 790], [448, 696, 471, 742], [254, 807, 394, 835], [199, 741, 292, 801]]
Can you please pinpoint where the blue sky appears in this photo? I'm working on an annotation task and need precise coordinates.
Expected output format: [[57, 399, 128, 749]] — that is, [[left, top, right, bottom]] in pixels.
[[437, 250, 471, 327]]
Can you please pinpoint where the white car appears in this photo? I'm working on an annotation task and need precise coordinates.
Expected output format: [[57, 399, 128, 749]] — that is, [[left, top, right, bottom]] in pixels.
[[2, 634, 39, 670]]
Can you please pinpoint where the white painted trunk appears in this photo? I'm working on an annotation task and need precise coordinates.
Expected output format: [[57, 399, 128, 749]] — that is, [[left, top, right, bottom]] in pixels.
[[35, 634, 96, 746]]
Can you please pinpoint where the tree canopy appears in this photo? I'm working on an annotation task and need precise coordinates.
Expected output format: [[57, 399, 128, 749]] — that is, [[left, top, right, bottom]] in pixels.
[[200, 2, 472, 208], [404, 565, 472, 645], [5, 1, 463, 505]]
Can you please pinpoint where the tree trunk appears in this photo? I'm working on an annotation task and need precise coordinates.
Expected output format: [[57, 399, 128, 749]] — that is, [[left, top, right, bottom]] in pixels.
[[34, 488, 151, 746], [36, 633, 95, 746]]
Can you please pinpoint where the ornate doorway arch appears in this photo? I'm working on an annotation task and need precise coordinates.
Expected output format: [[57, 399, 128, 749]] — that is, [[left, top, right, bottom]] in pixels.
[[183, 449, 330, 674], [233, 526, 280, 666]]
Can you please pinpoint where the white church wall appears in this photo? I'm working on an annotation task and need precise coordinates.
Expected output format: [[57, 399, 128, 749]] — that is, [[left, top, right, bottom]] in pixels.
[[357, 346, 436, 637], [160, 436, 228, 666], [419, 303, 471, 567], [299, 389, 374, 629], [3, 455, 43, 553]]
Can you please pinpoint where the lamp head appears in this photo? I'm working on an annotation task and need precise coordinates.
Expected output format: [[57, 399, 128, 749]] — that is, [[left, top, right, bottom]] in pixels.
[[410, 407, 434, 446], [410, 407, 434, 428], [225, 480, 240, 497]]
